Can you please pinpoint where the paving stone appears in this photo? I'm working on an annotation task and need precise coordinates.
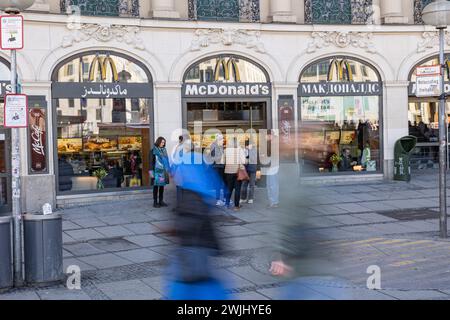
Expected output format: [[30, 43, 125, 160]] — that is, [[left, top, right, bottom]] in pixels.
[[220, 225, 261, 237], [62, 221, 81, 231], [65, 229, 105, 241], [327, 215, 368, 226], [62, 233, 76, 244], [88, 238, 140, 252], [63, 257, 97, 272], [116, 248, 165, 263], [70, 218, 107, 228], [352, 213, 397, 223], [94, 225, 135, 238], [335, 203, 372, 213], [64, 243, 106, 257], [227, 266, 278, 286], [305, 286, 394, 300], [257, 285, 331, 300], [359, 202, 398, 212], [141, 276, 165, 294], [96, 280, 161, 300], [79, 253, 133, 269], [381, 289, 449, 300], [37, 287, 91, 300], [0, 290, 41, 300], [97, 215, 132, 226], [63, 249, 73, 258], [310, 205, 348, 215], [224, 237, 267, 251], [216, 269, 254, 289], [122, 223, 160, 235], [232, 291, 270, 300], [125, 235, 171, 248]]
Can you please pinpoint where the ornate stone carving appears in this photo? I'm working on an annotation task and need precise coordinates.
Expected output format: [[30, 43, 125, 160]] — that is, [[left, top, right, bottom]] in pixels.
[[190, 28, 266, 53], [414, 0, 432, 24], [62, 23, 145, 50], [307, 31, 377, 53], [417, 31, 450, 53]]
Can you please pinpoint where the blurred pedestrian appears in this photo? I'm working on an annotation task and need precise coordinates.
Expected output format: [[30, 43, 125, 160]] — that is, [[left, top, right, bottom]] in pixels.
[[241, 138, 257, 204], [166, 148, 229, 300], [265, 130, 279, 208], [224, 137, 246, 211], [210, 134, 226, 206], [150, 137, 170, 208]]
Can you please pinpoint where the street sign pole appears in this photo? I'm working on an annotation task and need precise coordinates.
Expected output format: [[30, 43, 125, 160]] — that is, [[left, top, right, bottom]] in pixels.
[[10, 48, 23, 286]]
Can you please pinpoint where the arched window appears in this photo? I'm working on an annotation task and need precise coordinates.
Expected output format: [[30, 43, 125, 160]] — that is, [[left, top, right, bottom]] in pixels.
[[188, 0, 260, 22], [61, 0, 140, 17], [300, 57, 380, 83], [184, 55, 269, 83], [52, 51, 154, 194], [55, 53, 150, 83], [298, 56, 382, 175], [305, 0, 373, 24]]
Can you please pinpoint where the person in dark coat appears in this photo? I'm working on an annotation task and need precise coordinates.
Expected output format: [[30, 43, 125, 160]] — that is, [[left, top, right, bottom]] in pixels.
[[102, 161, 124, 189], [58, 155, 74, 192], [240, 138, 258, 204]]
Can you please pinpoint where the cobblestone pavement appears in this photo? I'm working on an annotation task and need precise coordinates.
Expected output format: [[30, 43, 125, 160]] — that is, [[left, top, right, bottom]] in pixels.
[[2, 170, 450, 300]]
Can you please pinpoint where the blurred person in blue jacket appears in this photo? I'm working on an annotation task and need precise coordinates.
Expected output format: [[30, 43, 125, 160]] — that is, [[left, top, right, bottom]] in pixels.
[[165, 142, 230, 300]]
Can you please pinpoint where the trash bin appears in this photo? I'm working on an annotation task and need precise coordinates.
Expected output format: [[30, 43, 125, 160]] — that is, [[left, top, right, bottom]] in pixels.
[[394, 136, 418, 182], [23, 213, 63, 285], [0, 216, 12, 290]]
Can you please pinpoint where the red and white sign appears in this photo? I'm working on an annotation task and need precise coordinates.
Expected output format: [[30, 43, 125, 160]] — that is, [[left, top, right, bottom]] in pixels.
[[4, 94, 27, 128], [0, 15, 24, 50], [416, 65, 442, 97]]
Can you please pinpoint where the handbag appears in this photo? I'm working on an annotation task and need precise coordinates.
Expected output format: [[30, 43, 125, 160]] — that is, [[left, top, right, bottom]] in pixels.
[[237, 166, 250, 181]]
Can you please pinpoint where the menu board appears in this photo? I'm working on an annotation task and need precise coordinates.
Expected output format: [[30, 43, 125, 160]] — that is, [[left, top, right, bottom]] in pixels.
[[299, 131, 324, 146], [83, 137, 118, 152], [58, 138, 82, 153], [118, 136, 142, 151], [325, 131, 340, 145], [340, 131, 356, 145]]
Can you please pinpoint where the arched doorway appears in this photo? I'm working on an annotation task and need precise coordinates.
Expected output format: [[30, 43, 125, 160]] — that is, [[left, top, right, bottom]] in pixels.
[[408, 55, 450, 170], [51, 51, 154, 194], [298, 56, 383, 175]]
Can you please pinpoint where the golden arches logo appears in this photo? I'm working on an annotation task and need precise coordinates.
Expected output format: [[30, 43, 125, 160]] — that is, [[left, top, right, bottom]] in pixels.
[[327, 59, 353, 82], [214, 57, 241, 82], [89, 55, 119, 82]]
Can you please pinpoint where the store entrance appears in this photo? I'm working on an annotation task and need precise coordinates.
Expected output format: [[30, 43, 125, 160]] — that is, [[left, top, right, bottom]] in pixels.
[[186, 100, 268, 148], [0, 129, 11, 214]]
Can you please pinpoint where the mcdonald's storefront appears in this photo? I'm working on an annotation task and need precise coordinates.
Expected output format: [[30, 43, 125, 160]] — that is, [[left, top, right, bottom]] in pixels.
[[182, 55, 272, 148], [51, 51, 154, 195], [298, 56, 383, 176]]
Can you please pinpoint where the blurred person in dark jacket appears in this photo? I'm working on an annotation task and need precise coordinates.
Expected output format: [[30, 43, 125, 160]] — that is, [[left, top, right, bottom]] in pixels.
[[58, 154, 74, 191], [165, 145, 229, 300]]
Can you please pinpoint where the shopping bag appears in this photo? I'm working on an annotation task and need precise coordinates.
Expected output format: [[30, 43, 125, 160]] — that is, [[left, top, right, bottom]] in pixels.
[[237, 166, 250, 181]]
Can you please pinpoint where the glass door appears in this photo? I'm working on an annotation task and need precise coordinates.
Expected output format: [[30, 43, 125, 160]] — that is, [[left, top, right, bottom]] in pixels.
[[0, 129, 11, 214]]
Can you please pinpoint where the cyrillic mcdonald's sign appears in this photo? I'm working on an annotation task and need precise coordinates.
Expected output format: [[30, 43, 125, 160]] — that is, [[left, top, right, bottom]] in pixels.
[[89, 55, 119, 82], [327, 59, 353, 82], [214, 57, 241, 82]]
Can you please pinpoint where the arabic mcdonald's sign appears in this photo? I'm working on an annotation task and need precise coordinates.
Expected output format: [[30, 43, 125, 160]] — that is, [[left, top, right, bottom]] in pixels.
[[214, 57, 241, 82], [327, 59, 353, 82], [89, 55, 119, 82]]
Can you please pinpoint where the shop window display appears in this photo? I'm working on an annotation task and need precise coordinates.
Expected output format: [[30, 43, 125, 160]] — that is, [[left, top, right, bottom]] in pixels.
[[53, 52, 153, 193], [298, 57, 382, 174]]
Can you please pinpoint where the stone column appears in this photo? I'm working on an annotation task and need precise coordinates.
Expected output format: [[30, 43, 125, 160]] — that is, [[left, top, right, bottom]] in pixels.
[[383, 81, 409, 180], [270, 0, 296, 23], [151, 0, 180, 19], [28, 0, 50, 12], [380, 0, 408, 24]]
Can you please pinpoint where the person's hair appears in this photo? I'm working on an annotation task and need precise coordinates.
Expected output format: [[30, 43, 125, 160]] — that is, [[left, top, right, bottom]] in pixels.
[[155, 137, 166, 148], [178, 135, 183, 143]]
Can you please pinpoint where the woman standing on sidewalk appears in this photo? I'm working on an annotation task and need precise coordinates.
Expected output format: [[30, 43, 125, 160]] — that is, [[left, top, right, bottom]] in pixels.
[[241, 138, 258, 204], [224, 137, 246, 211], [151, 137, 170, 208]]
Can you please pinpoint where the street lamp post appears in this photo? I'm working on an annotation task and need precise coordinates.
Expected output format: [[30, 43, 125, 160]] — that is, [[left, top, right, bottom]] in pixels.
[[422, 0, 450, 239], [0, 0, 35, 286]]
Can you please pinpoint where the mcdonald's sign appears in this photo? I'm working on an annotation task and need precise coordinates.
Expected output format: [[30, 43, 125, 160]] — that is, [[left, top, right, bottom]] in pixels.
[[89, 55, 119, 82], [214, 57, 241, 82], [327, 59, 353, 82]]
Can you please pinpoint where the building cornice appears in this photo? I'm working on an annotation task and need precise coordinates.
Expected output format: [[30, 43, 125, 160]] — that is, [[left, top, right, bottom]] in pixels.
[[21, 12, 437, 35]]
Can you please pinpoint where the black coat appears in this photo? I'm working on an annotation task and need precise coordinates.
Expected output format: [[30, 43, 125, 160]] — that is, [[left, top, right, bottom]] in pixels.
[[58, 159, 74, 191]]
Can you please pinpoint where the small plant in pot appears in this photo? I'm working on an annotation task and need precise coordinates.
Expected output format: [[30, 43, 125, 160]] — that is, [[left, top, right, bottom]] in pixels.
[[93, 167, 107, 190]]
